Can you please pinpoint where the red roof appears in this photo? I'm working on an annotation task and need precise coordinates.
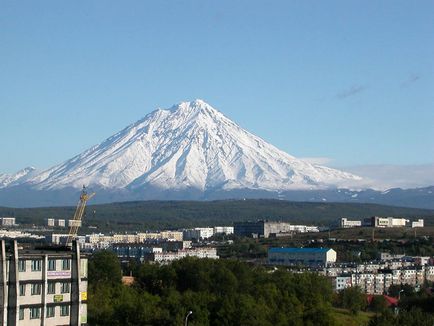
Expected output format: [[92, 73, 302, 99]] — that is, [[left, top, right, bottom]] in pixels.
[[367, 294, 398, 307]]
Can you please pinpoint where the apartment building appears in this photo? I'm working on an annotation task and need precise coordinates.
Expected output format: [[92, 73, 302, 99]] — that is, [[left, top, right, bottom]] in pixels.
[[183, 228, 214, 240], [339, 218, 362, 228], [234, 221, 292, 238], [268, 247, 337, 267], [0, 217, 16, 226], [0, 240, 88, 325]]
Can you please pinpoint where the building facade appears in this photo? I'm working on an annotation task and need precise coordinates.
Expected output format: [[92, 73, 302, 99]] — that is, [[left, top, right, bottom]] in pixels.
[[268, 247, 337, 267], [0, 240, 88, 325], [0, 217, 16, 226], [234, 221, 291, 238], [339, 218, 362, 228]]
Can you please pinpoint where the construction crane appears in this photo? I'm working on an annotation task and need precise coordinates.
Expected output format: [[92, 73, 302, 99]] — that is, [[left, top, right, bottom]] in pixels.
[[65, 186, 95, 248]]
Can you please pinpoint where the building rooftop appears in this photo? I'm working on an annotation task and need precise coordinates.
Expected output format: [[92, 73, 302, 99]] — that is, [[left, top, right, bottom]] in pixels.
[[268, 247, 332, 253]]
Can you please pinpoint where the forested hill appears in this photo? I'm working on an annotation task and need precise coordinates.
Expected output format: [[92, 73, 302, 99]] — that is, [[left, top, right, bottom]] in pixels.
[[1, 199, 433, 230]]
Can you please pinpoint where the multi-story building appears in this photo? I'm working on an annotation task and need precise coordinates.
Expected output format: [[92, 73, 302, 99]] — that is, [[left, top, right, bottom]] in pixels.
[[0, 217, 16, 226], [339, 218, 362, 228], [183, 228, 214, 240], [333, 275, 352, 291], [366, 216, 408, 228], [411, 219, 424, 228], [56, 220, 66, 228], [153, 247, 219, 263], [268, 247, 337, 267], [213, 226, 234, 235], [0, 240, 88, 325], [234, 221, 292, 238], [160, 231, 183, 241], [67, 220, 82, 228], [46, 234, 70, 246]]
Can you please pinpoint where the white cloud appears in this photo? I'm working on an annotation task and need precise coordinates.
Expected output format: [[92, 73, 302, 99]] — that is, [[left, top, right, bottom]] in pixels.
[[341, 163, 434, 190], [300, 157, 334, 165]]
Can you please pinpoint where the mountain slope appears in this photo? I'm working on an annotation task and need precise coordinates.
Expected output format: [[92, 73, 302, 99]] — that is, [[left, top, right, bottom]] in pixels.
[[24, 100, 361, 192], [0, 167, 37, 189]]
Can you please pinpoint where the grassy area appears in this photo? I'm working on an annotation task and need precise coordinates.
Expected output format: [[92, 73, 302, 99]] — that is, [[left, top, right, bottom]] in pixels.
[[332, 308, 374, 326]]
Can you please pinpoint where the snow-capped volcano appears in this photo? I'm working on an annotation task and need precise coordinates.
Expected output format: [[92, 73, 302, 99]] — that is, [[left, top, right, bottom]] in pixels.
[[0, 167, 37, 189], [23, 100, 361, 192]]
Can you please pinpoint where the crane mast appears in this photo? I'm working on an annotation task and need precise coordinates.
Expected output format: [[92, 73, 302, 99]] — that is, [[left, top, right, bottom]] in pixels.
[[65, 186, 95, 248]]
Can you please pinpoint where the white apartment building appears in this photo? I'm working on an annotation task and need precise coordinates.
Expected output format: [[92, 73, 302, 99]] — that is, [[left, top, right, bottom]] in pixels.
[[183, 228, 214, 240], [0, 240, 88, 325], [67, 220, 82, 228], [373, 216, 408, 228], [333, 276, 352, 291], [0, 217, 16, 226], [153, 247, 219, 263], [213, 226, 234, 235], [411, 219, 424, 228], [339, 218, 362, 228]]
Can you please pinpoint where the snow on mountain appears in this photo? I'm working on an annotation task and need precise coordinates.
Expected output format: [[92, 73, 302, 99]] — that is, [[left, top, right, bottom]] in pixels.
[[22, 100, 362, 192], [0, 167, 37, 189]]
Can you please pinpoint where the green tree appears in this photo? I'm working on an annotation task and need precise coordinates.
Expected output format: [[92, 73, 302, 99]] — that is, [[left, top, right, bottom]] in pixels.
[[370, 295, 388, 314], [88, 250, 122, 286], [338, 287, 367, 315]]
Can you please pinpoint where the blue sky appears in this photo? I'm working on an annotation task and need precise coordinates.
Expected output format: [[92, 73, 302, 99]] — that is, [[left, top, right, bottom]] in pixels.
[[0, 1, 433, 174]]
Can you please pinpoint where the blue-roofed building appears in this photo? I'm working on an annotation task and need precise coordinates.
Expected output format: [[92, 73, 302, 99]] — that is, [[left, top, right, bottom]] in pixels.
[[268, 247, 337, 267]]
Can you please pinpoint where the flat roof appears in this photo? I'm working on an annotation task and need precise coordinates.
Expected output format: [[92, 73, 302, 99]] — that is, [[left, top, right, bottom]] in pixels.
[[268, 247, 332, 253]]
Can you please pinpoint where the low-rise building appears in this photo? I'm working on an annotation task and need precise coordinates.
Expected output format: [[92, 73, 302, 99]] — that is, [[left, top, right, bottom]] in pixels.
[[268, 247, 337, 267]]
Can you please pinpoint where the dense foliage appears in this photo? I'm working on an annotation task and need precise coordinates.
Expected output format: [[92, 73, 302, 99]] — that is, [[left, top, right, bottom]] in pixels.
[[334, 287, 367, 314], [88, 251, 335, 325], [2, 199, 433, 231]]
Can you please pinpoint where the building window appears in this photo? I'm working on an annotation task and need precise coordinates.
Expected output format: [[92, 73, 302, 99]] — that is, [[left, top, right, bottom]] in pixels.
[[19, 284, 26, 296], [46, 306, 55, 318], [60, 305, 69, 316], [31, 260, 41, 271], [18, 260, 26, 272], [61, 282, 70, 293], [62, 259, 70, 270], [31, 284, 41, 295], [30, 307, 41, 319], [19, 308, 24, 320], [48, 259, 56, 271], [47, 282, 55, 294]]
